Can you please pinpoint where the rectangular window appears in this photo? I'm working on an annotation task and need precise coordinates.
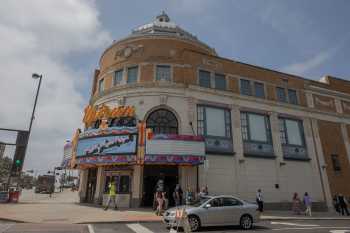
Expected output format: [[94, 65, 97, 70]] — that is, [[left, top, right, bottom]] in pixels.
[[206, 107, 226, 137], [241, 112, 271, 143], [214, 73, 226, 90], [240, 79, 252, 96], [156, 65, 171, 81], [199, 70, 211, 88], [127, 66, 138, 84], [276, 87, 287, 102], [98, 78, 104, 93], [114, 70, 123, 86], [279, 118, 304, 146], [288, 89, 298, 105], [331, 154, 341, 172], [254, 82, 265, 98], [197, 106, 231, 138]]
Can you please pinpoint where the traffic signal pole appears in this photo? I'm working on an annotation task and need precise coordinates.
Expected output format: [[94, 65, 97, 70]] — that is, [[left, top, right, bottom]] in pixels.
[[2, 74, 43, 191]]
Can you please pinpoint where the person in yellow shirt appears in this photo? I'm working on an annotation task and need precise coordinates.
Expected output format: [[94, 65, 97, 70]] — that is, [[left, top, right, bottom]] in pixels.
[[104, 178, 118, 210]]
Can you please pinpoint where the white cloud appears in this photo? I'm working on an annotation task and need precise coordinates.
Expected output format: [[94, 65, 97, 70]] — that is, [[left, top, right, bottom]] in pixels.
[[282, 48, 336, 76], [0, 0, 111, 173]]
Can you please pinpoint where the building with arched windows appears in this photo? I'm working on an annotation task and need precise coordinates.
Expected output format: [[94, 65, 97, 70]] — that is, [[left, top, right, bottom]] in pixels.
[[69, 12, 350, 210]]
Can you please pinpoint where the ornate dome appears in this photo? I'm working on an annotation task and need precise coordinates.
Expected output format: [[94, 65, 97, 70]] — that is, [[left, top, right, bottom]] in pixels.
[[130, 12, 216, 55]]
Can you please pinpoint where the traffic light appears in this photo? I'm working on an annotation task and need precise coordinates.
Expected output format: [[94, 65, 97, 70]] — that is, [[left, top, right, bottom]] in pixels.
[[10, 131, 29, 176], [15, 159, 21, 166]]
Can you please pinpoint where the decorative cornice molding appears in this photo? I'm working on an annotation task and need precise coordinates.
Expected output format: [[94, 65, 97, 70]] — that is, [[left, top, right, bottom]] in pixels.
[[314, 96, 334, 108]]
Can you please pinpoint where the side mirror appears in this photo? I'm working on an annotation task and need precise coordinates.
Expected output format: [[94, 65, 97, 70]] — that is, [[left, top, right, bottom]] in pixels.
[[204, 203, 211, 209]]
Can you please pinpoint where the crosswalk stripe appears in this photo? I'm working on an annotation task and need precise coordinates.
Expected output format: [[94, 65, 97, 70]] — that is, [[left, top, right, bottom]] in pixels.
[[88, 224, 95, 233], [126, 223, 154, 233], [271, 221, 319, 227]]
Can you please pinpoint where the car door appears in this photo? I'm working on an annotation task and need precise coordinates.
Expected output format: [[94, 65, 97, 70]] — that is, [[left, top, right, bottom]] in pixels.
[[202, 197, 224, 226], [221, 197, 244, 225]]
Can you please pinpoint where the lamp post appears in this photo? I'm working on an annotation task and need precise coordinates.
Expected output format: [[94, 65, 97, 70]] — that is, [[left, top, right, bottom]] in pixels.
[[29, 73, 43, 133]]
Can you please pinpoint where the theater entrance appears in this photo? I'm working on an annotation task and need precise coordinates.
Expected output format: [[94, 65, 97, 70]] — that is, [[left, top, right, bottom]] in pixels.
[[142, 165, 178, 207]]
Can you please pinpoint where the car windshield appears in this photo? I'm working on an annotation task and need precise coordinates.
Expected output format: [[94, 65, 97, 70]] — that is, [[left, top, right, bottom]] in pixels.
[[191, 197, 211, 207]]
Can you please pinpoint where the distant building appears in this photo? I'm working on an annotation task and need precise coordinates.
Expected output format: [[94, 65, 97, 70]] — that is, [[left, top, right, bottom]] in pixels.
[[69, 13, 350, 210]]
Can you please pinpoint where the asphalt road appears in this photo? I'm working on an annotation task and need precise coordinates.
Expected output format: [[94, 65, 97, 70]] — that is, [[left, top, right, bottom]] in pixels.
[[1, 220, 350, 233]]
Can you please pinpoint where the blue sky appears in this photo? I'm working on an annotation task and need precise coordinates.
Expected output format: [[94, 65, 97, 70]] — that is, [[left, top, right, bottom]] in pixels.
[[77, 0, 350, 101], [0, 0, 349, 172]]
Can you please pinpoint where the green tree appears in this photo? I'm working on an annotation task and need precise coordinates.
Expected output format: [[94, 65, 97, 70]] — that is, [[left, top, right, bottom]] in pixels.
[[0, 157, 13, 180]]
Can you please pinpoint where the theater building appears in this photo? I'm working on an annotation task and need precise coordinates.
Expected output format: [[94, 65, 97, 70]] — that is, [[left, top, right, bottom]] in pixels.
[[71, 12, 350, 209]]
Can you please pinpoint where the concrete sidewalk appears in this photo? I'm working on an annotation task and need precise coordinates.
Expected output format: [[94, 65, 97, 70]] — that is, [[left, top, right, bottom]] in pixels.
[[0, 189, 161, 224], [1, 189, 349, 223], [0, 202, 161, 224], [261, 210, 350, 221]]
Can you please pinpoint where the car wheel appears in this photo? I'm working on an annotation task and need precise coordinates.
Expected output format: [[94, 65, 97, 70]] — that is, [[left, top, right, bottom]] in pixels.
[[188, 215, 201, 232], [240, 214, 253, 230]]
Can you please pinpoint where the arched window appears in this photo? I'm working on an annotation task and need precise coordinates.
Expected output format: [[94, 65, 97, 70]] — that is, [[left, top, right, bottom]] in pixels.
[[146, 109, 178, 134]]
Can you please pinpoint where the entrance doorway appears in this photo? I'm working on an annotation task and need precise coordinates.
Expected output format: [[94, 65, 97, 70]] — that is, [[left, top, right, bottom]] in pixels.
[[85, 168, 97, 203], [142, 165, 178, 207]]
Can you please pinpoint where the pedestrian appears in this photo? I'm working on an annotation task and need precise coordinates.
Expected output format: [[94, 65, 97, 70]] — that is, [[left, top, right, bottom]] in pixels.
[[303, 192, 312, 216], [185, 187, 194, 205], [292, 192, 302, 215], [104, 178, 118, 210], [256, 189, 264, 213], [198, 186, 208, 199], [162, 191, 169, 210], [173, 184, 183, 206], [333, 194, 340, 214], [155, 191, 164, 216], [337, 193, 350, 216]]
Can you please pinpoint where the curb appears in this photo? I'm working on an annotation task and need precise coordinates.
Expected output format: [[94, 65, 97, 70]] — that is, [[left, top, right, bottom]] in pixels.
[[0, 217, 27, 223], [261, 217, 350, 221]]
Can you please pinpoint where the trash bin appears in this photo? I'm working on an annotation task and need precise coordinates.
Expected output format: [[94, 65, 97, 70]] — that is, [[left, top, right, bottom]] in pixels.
[[0, 191, 9, 203], [8, 191, 20, 203]]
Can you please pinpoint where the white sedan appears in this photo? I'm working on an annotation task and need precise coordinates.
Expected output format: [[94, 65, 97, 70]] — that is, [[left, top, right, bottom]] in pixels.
[[163, 195, 259, 231]]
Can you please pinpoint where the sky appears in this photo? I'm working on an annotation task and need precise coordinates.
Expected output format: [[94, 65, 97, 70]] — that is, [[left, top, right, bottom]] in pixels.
[[0, 0, 349, 174]]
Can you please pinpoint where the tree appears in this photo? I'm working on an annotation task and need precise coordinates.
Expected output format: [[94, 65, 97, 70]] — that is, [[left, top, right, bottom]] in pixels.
[[0, 157, 13, 181]]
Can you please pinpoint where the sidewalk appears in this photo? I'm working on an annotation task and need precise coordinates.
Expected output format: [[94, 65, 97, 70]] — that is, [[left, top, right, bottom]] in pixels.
[[261, 210, 350, 221], [0, 189, 161, 224], [1, 189, 349, 223]]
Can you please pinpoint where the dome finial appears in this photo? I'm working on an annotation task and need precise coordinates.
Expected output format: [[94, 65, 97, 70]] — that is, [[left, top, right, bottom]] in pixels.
[[156, 11, 170, 22]]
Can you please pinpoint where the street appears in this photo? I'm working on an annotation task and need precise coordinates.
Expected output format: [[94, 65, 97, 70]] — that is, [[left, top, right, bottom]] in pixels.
[[1, 220, 350, 233]]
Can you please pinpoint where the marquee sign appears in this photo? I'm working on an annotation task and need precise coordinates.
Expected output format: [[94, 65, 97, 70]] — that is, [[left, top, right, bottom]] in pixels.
[[83, 105, 136, 128], [76, 134, 137, 157], [145, 134, 206, 165]]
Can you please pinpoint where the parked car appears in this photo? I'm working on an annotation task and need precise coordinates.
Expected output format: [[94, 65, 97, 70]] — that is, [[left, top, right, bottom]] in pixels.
[[34, 175, 55, 194], [163, 195, 259, 231]]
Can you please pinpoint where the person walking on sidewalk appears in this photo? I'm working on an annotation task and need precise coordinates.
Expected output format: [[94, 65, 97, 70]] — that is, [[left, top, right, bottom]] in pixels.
[[338, 193, 350, 216], [155, 191, 164, 216], [292, 192, 302, 215], [104, 178, 118, 211], [256, 189, 264, 213], [173, 184, 183, 206], [333, 194, 341, 214], [303, 192, 312, 216]]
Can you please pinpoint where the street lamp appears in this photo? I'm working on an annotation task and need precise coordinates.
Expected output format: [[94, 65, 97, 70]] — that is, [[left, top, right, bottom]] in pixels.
[[29, 73, 43, 133]]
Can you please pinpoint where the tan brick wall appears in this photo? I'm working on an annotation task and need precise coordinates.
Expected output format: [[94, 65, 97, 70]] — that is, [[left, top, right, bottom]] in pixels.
[[140, 64, 154, 82], [227, 76, 239, 93], [173, 66, 184, 84], [318, 120, 350, 197], [91, 35, 350, 116]]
